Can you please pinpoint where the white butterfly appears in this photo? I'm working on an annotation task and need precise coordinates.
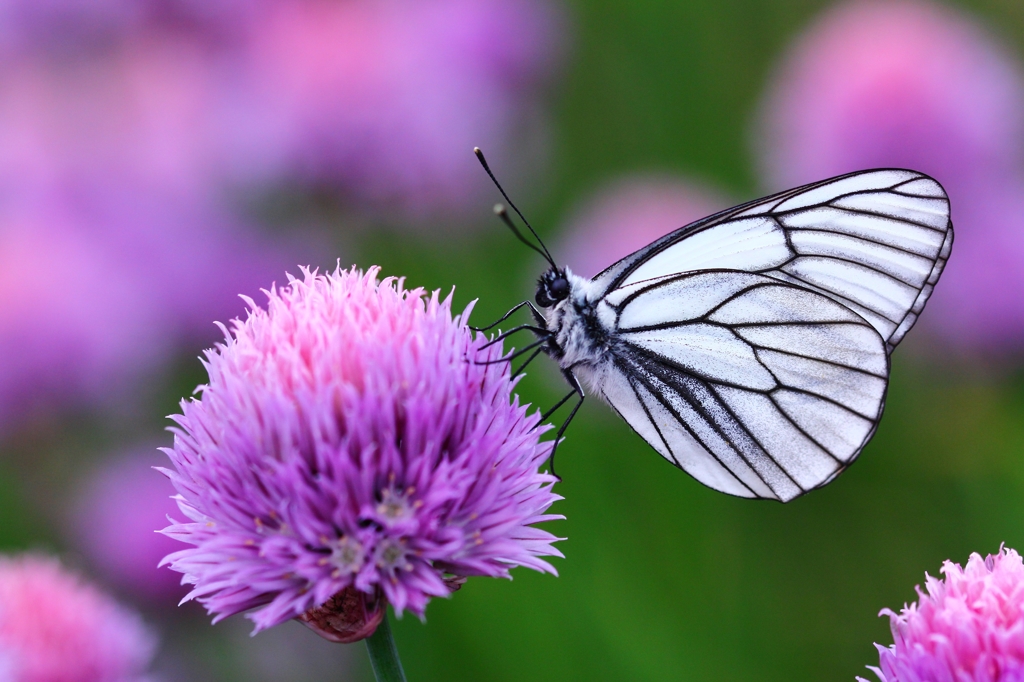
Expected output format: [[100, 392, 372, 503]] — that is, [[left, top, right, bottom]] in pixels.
[[475, 150, 952, 502]]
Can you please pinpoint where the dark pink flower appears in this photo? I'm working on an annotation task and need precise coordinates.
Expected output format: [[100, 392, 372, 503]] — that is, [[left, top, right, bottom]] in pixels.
[[755, 0, 1024, 356], [160, 267, 563, 634], [556, 175, 729, 279], [0, 554, 156, 682], [862, 547, 1024, 682]]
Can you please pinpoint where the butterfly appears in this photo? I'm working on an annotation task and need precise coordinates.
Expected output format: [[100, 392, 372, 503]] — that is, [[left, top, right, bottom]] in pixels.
[[473, 149, 953, 502]]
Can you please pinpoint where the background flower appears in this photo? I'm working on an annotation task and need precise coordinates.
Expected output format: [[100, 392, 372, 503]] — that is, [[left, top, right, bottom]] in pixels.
[[232, 0, 562, 221], [161, 267, 563, 633], [0, 0, 563, 434], [0, 216, 157, 427], [70, 449, 185, 603], [0, 554, 156, 682], [861, 546, 1024, 682], [755, 0, 1024, 357], [0, 38, 314, 432], [555, 174, 728, 279]]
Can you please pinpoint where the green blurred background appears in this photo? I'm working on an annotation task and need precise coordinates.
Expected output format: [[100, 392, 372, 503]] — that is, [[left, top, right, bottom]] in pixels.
[[4, 0, 1024, 680]]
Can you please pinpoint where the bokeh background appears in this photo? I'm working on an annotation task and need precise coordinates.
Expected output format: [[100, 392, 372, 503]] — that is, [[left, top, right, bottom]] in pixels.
[[1, 0, 1024, 680]]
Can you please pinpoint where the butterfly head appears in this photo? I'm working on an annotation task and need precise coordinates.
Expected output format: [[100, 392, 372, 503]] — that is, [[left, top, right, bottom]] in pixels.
[[535, 268, 570, 309]]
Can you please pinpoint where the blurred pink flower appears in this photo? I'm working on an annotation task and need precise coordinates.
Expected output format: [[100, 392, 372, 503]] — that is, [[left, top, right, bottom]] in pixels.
[[0, 39, 257, 197], [0, 554, 156, 682], [72, 451, 186, 602], [861, 547, 1024, 682], [756, 0, 1024, 356], [236, 0, 562, 220], [0, 186, 300, 432], [0, 210, 163, 425], [0, 0, 256, 57], [927, 179, 1024, 352], [0, 1, 140, 57], [0, 40, 317, 430], [757, 0, 1024, 191], [556, 175, 728, 279]]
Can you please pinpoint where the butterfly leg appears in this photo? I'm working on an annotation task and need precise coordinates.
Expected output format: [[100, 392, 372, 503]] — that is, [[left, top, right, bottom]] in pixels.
[[512, 347, 545, 378], [474, 338, 548, 366], [479, 324, 549, 350], [540, 370, 585, 480], [526, 301, 546, 326], [471, 300, 548, 333], [470, 300, 532, 332]]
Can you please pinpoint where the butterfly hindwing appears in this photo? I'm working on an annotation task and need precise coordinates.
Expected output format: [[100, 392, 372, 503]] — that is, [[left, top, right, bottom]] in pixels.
[[591, 169, 952, 352], [588, 270, 889, 501]]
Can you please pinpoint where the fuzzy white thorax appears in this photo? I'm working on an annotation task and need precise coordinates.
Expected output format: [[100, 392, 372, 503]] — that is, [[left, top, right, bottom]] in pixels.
[[540, 269, 617, 395]]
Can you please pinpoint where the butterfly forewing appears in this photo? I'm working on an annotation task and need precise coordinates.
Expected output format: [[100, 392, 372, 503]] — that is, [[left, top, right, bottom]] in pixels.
[[591, 169, 953, 353], [588, 271, 889, 502]]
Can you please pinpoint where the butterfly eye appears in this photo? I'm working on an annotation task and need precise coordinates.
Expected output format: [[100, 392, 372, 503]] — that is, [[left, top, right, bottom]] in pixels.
[[536, 272, 570, 308], [549, 277, 570, 301]]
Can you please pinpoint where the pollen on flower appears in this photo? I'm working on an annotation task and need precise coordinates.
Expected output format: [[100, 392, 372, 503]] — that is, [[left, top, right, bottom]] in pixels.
[[159, 265, 564, 636], [375, 540, 411, 572], [329, 537, 366, 577], [376, 488, 414, 527]]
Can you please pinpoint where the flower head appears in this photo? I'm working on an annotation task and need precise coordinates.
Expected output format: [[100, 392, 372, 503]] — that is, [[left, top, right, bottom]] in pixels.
[[862, 546, 1024, 682], [160, 266, 563, 634], [0, 554, 156, 682]]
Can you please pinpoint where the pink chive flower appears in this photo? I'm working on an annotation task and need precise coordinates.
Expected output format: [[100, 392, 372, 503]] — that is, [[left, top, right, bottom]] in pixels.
[[71, 451, 187, 603], [0, 554, 156, 682], [755, 0, 1024, 356], [861, 547, 1024, 682], [556, 175, 729, 279], [160, 266, 563, 637], [234, 0, 562, 220]]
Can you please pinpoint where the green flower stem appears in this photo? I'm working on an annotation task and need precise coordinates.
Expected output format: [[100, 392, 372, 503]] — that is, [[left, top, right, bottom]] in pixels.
[[365, 612, 407, 682]]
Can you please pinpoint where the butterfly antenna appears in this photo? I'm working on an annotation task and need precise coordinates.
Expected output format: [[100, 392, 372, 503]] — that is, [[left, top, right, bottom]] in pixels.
[[493, 204, 551, 263], [474, 147, 557, 268]]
